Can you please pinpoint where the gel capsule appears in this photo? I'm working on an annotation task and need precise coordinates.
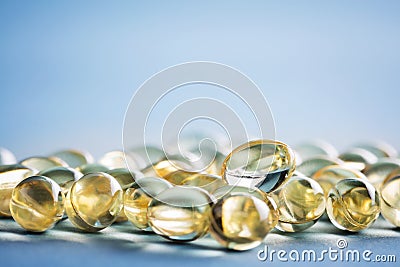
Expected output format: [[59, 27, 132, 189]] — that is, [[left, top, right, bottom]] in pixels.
[[10, 176, 64, 232], [212, 185, 270, 201], [221, 140, 295, 193], [142, 159, 193, 180], [363, 160, 400, 187], [380, 174, 400, 227], [272, 176, 325, 232], [20, 156, 67, 171], [76, 163, 109, 174], [65, 172, 123, 232], [0, 148, 17, 165], [354, 142, 397, 158], [209, 192, 278, 251], [294, 141, 338, 160], [39, 167, 83, 196], [0, 164, 34, 216], [98, 150, 141, 170], [147, 186, 213, 241], [180, 173, 226, 193], [124, 177, 173, 230], [326, 178, 380, 231], [312, 165, 367, 197], [51, 149, 94, 168], [296, 156, 343, 177], [339, 148, 378, 171]]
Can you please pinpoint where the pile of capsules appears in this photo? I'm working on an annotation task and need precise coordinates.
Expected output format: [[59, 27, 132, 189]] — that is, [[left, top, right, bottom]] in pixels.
[[0, 139, 399, 251]]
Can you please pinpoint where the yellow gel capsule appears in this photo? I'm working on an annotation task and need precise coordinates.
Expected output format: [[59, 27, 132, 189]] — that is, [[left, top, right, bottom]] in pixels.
[[124, 177, 173, 230], [209, 192, 278, 251], [142, 159, 193, 180], [339, 148, 378, 171], [212, 185, 270, 202], [0, 147, 16, 165], [39, 167, 83, 196], [272, 176, 325, 232], [294, 141, 338, 161], [51, 149, 94, 168], [354, 142, 397, 158], [296, 156, 343, 177], [147, 186, 212, 241], [326, 178, 380, 232], [65, 172, 123, 232], [180, 173, 226, 193], [76, 163, 109, 175], [312, 165, 367, 197], [20, 156, 68, 171], [363, 160, 400, 188], [129, 146, 166, 169], [10, 176, 64, 232], [221, 140, 295, 193], [98, 150, 141, 170], [380, 174, 400, 227], [0, 164, 34, 216]]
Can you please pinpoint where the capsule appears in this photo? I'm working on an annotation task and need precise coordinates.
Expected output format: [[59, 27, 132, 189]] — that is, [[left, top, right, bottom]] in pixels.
[[380, 174, 400, 227], [65, 172, 123, 232], [221, 140, 295, 193], [272, 176, 325, 232], [177, 172, 226, 193], [212, 185, 269, 202], [0, 147, 17, 165], [141, 159, 193, 180], [20, 156, 68, 171], [326, 178, 380, 232], [124, 177, 173, 230], [363, 159, 400, 188], [98, 150, 141, 170], [51, 149, 94, 168], [10, 176, 64, 232], [0, 164, 35, 216], [209, 192, 278, 250], [296, 156, 343, 177], [354, 142, 397, 158], [147, 186, 213, 241], [76, 163, 109, 175], [294, 141, 338, 160], [39, 166, 83, 196], [338, 148, 378, 171]]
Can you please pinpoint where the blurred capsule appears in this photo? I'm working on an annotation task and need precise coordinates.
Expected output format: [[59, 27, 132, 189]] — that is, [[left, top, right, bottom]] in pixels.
[[39, 166, 83, 196], [129, 146, 166, 169], [0, 148, 17, 165], [380, 174, 400, 227], [363, 159, 400, 187], [294, 140, 338, 161], [339, 148, 378, 171], [51, 149, 94, 168], [98, 150, 141, 170], [296, 156, 343, 177], [20, 156, 68, 172], [76, 163, 109, 175], [354, 141, 397, 158]]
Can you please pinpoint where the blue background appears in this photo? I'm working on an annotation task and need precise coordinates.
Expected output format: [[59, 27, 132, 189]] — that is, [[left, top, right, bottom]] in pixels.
[[1, 0, 399, 158]]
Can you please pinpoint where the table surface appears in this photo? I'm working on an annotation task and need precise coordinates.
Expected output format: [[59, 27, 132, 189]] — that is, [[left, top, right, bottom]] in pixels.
[[0, 216, 399, 267]]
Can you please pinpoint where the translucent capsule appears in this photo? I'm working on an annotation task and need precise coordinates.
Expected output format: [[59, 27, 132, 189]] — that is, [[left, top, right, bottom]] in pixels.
[[65, 172, 123, 232], [98, 150, 141, 170], [221, 140, 295, 193], [363, 160, 400, 187], [212, 185, 270, 201], [129, 146, 166, 169], [180, 173, 226, 193], [39, 167, 83, 196], [294, 141, 338, 161], [51, 149, 94, 168], [326, 178, 380, 232], [380, 174, 400, 227], [10, 176, 64, 232], [204, 151, 227, 176], [141, 159, 193, 180], [0, 164, 34, 216], [209, 192, 278, 251], [76, 163, 109, 175], [0, 147, 17, 165], [296, 156, 343, 177], [354, 142, 397, 158], [124, 177, 173, 230], [20, 156, 67, 171], [339, 148, 378, 171], [312, 165, 367, 197], [147, 186, 213, 241], [271, 176, 325, 232]]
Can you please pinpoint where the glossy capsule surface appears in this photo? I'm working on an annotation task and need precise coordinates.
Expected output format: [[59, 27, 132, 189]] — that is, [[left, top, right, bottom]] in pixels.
[[0, 147, 17, 165], [98, 150, 141, 170], [76, 163, 109, 175], [20, 156, 67, 171], [209, 192, 278, 251], [39, 166, 83, 195], [147, 186, 213, 241], [221, 140, 295, 193], [51, 149, 94, 168], [380, 174, 400, 227], [339, 148, 378, 171], [363, 160, 400, 187], [326, 178, 380, 232], [0, 164, 35, 216], [65, 172, 123, 232], [124, 177, 172, 230], [10, 176, 64, 232], [296, 156, 343, 177], [272, 176, 325, 232]]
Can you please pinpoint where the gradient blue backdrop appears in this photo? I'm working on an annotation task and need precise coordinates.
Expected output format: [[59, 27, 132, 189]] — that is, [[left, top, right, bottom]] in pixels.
[[1, 0, 399, 159]]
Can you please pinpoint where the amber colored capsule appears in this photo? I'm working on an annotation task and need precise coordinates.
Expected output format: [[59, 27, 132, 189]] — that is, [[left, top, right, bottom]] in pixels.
[[221, 140, 295, 193], [180, 173, 226, 193], [312, 165, 367, 197], [339, 148, 378, 171], [141, 159, 193, 180], [296, 156, 343, 177], [380, 174, 400, 227], [76, 163, 109, 175], [147, 186, 213, 241], [124, 177, 173, 230], [10, 176, 64, 232], [272, 176, 325, 232], [363, 159, 400, 188], [51, 149, 94, 168], [209, 192, 278, 251], [0, 164, 34, 216], [39, 167, 83, 196], [326, 178, 380, 232], [65, 172, 123, 232], [20, 156, 68, 172]]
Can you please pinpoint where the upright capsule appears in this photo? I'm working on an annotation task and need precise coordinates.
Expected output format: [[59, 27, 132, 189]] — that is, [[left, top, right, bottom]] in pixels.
[[221, 140, 295, 193], [272, 176, 325, 232], [51, 149, 94, 168], [10, 176, 64, 232], [380, 174, 400, 227], [326, 178, 380, 232], [0, 164, 34, 216], [65, 172, 123, 232], [147, 186, 213, 241]]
